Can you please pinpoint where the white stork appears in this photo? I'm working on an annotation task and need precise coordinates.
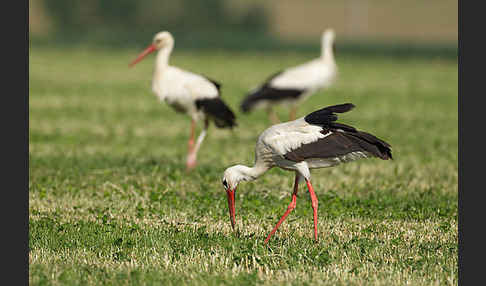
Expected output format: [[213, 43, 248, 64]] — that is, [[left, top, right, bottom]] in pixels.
[[222, 103, 392, 244], [129, 31, 237, 171], [240, 29, 338, 123]]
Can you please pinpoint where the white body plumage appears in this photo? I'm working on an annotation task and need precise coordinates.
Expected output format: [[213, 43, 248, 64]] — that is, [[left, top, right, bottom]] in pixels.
[[130, 31, 236, 170], [240, 29, 338, 118]]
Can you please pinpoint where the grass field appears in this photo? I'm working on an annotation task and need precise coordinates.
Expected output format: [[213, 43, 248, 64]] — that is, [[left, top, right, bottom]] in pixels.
[[29, 47, 458, 285]]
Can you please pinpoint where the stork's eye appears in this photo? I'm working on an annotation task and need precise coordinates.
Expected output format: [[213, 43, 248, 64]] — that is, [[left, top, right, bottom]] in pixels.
[[222, 179, 229, 189], [155, 39, 162, 45]]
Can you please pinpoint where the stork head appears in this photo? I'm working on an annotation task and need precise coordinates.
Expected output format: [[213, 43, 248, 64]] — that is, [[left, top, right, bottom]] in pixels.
[[129, 31, 174, 67], [222, 165, 254, 230], [322, 28, 336, 45], [152, 31, 174, 50]]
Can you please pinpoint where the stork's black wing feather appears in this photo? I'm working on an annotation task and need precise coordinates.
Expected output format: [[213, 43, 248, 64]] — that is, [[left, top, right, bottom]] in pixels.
[[240, 87, 304, 113], [195, 98, 237, 129], [330, 122, 357, 132], [284, 129, 392, 162], [240, 70, 306, 113], [284, 103, 392, 162]]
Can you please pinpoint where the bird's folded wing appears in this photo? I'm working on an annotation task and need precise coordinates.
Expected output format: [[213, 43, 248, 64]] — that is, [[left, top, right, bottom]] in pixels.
[[261, 122, 329, 156], [283, 130, 392, 162], [270, 60, 334, 90], [168, 66, 219, 99]]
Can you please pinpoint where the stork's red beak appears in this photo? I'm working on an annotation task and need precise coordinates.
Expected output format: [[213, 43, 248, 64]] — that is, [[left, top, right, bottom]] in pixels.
[[226, 188, 236, 230], [129, 44, 156, 67]]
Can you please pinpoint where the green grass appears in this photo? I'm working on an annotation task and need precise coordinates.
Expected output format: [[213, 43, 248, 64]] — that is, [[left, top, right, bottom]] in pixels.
[[29, 47, 458, 285]]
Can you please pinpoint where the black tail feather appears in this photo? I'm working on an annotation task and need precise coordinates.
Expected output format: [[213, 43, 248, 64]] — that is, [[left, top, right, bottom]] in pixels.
[[240, 89, 262, 113], [304, 103, 355, 126], [324, 103, 355, 113], [241, 70, 284, 113], [241, 85, 304, 113], [195, 98, 237, 128]]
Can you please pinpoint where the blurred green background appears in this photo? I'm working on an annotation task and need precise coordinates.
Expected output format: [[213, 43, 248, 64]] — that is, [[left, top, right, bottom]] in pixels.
[[29, 0, 457, 58]]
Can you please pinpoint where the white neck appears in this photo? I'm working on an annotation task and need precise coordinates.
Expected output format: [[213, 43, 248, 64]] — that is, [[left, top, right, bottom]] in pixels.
[[154, 46, 173, 76], [233, 162, 270, 183], [321, 38, 335, 65]]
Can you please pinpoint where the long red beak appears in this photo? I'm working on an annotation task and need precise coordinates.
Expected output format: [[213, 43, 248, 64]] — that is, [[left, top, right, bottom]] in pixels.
[[129, 44, 156, 67], [226, 189, 236, 230]]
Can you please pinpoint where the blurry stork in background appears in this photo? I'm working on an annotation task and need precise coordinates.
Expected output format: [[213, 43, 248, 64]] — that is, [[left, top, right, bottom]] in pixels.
[[222, 103, 392, 243], [130, 31, 237, 171], [240, 29, 338, 124]]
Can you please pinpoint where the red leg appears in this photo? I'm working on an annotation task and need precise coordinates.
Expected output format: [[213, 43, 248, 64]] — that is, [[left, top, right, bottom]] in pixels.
[[305, 179, 319, 241], [188, 119, 196, 153], [186, 120, 208, 171], [264, 174, 300, 244]]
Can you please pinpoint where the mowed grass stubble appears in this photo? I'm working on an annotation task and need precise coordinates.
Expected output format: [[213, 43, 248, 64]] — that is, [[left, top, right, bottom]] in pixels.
[[29, 47, 457, 285]]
